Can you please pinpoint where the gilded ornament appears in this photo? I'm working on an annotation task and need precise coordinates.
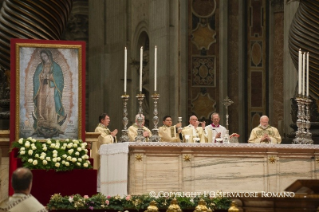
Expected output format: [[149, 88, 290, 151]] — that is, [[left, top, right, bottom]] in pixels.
[[316, 158, 319, 163], [183, 155, 191, 162], [191, 92, 216, 118], [193, 198, 213, 212], [145, 200, 159, 212], [192, 24, 216, 50], [228, 201, 239, 212], [166, 198, 182, 212], [268, 156, 277, 164], [135, 154, 143, 161]]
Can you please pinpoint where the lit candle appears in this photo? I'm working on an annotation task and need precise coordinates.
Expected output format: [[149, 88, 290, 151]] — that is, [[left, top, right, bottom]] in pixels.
[[154, 45, 157, 92], [302, 52, 305, 96], [298, 49, 302, 95], [124, 47, 127, 93], [139, 46, 143, 92], [307, 52, 309, 97]]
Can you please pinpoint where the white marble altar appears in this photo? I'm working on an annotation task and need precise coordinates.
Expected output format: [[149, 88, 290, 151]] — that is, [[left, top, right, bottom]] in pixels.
[[99, 143, 319, 196]]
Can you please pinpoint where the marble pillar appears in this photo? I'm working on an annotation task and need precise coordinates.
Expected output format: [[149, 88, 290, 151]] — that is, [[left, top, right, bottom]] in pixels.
[[219, 0, 228, 123], [88, 0, 128, 132], [228, 0, 241, 137], [283, 1, 299, 136], [270, 0, 284, 134]]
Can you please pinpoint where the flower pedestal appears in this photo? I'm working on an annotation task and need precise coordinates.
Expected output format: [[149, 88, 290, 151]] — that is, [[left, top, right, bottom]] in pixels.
[[10, 137, 95, 199], [31, 169, 97, 206]]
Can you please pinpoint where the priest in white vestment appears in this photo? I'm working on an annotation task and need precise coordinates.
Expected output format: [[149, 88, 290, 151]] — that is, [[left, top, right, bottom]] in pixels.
[[182, 115, 206, 143]]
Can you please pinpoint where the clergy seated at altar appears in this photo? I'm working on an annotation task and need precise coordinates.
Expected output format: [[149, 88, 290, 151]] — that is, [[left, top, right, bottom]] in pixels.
[[248, 115, 281, 144], [205, 112, 239, 143], [128, 114, 152, 142], [93, 113, 118, 170], [158, 115, 182, 142], [205, 113, 227, 141], [0, 167, 47, 212], [182, 115, 206, 143]]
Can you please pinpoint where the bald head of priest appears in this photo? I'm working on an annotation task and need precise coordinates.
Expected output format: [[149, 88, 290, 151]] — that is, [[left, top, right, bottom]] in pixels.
[[0, 168, 47, 212], [248, 115, 281, 144]]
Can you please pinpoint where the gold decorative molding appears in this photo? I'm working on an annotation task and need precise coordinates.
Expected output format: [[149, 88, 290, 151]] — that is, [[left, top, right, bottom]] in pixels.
[[135, 154, 143, 161], [191, 23, 216, 50], [183, 154, 191, 162], [0, 130, 10, 142], [191, 92, 216, 120], [315, 157, 319, 163], [192, 0, 216, 18], [268, 156, 277, 164]]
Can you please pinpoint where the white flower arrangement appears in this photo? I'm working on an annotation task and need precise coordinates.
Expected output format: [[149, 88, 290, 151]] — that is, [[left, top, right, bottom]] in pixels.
[[12, 137, 92, 171]]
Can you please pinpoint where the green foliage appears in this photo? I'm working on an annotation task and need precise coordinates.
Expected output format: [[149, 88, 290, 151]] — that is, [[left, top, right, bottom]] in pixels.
[[11, 138, 92, 171], [47, 193, 231, 211]]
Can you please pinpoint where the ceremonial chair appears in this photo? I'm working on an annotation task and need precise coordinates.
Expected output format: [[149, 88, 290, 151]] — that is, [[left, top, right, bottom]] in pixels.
[[85, 131, 101, 170]]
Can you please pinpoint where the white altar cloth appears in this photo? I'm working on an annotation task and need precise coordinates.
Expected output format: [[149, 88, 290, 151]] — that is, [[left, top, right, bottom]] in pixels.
[[99, 143, 319, 196], [99, 143, 129, 196]]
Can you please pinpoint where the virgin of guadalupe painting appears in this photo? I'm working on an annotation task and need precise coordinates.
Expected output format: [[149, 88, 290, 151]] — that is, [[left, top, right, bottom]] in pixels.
[[32, 49, 67, 138], [9, 38, 85, 198], [10, 39, 85, 141]]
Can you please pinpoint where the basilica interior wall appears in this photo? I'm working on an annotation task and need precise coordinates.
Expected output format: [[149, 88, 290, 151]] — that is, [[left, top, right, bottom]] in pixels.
[[0, 0, 313, 144]]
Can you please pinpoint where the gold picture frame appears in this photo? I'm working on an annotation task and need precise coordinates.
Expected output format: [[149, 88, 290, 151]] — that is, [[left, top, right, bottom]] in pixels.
[[10, 38, 86, 141]]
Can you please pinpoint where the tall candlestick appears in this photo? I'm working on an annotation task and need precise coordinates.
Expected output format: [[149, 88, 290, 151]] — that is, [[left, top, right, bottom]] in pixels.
[[298, 49, 302, 95], [307, 52, 309, 97], [124, 47, 127, 93], [302, 52, 305, 96], [139, 46, 143, 92], [154, 45, 157, 92]]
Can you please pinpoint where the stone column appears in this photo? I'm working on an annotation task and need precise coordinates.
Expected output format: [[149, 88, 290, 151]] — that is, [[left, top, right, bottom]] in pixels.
[[228, 0, 241, 137], [62, 0, 89, 129], [219, 0, 228, 121], [270, 0, 284, 134], [88, 1, 128, 132], [149, 0, 188, 126], [88, 0, 106, 131], [283, 1, 299, 136], [237, 0, 246, 140]]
